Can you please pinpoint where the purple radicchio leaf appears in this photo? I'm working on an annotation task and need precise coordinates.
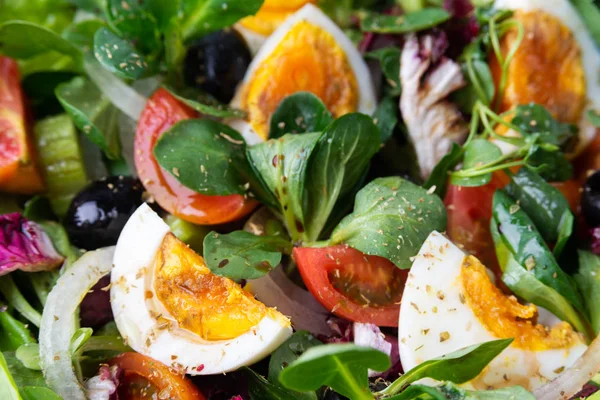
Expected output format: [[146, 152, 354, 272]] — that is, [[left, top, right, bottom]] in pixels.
[[85, 364, 122, 400], [590, 227, 600, 255], [0, 213, 64, 276]]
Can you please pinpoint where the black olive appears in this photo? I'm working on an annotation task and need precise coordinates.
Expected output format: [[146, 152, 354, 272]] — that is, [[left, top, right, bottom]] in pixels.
[[65, 176, 145, 250], [183, 29, 251, 104], [582, 170, 600, 228]]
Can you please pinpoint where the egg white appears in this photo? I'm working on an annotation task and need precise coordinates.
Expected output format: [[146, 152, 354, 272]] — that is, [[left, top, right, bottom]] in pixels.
[[398, 231, 587, 391], [494, 0, 600, 153], [111, 203, 292, 375], [229, 3, 377, 143]]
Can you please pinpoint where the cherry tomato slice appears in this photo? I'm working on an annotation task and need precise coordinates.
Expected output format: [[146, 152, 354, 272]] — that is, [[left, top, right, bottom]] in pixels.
[[134, 88, 257, 225], [293, 245, 407, 327], [110, 352, 205, 400], [0, 56, 44, 194]]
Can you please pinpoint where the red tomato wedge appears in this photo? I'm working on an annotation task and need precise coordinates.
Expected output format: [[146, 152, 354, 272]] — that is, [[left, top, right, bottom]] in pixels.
[[293, 245, 407, 327], [110, 352, 205, 400], [134, 88, 257, 225], [0, 56, 44, 194]]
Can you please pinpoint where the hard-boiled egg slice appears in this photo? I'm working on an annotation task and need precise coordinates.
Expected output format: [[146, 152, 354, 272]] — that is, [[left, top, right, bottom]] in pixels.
[[230, 4, 376, 141], [492, 0, 600, 155], [111, 204, 292, 375], [399, 231, 587, 392], [237, 0, 318, 53]]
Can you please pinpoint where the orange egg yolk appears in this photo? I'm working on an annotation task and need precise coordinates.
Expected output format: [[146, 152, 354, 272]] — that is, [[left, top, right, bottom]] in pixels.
[[491, 10, 586, 125], [153, 233, 289, 340], [239, 0, 318, 36], [241, 21, 358, 139], [460, 255, 581, 351]]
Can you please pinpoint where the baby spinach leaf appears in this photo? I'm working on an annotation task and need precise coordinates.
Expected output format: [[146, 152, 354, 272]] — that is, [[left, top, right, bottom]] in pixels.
[[504, 168, 573, 244], [450, 139, 502, 186], [0, 21, 83, 72], [330, 177, 446, 268], [246, 368, 301, 400], [0, 352, 19, 400], [16, 343, 41, 370], [388, 382, 535, 400], [63, 19, 106, 53], [386, 384, 447, 400], [501, 249, 590, 337], [203, 231, 291, 280], [304, 113, 380, 242], [373, 96, 399, 143], [94, 27, 148, 80], [588, 110, 600, 127], [145, 0, 180, 31], [106, 0, 161, 54], [492, 190, 586, 314], [247, 133, 322, 241], [56, 76, 121, 160], [454, 59, 494, 112], [525, 146, 572, 182], [365, 48, 402, 96], [511, 104, 576, 148], [379, 339, 512, 396], [20, 387, 62, 400], [153, 119, 251, 196], [2, 351, 46, 388], [424, 143, 464, 198], [267, 331, 322, 400], [569, 0, 600, 47], [361, 8, 450, 34], [269, 92, 333, 139], [575, 250, 600, 335], [163, 85, 246, 118], [180, 0, 264, 41], [278, 343, 390, 400], [0, 313, 35, 352]]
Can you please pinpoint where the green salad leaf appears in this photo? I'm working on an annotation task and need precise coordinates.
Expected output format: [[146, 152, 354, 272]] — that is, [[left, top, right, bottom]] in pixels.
[[269, 92, 333, 139], [246, 368, 300, 400], [93, 27, 148, 80], [387, 382, 534, 400], [588, 110, 600, 127], [203, 231, 291, 280], [19, 387, 62, 400], [163, 85, 246, 118], [575, 251, 600, 335], [450, 139, 502, 187], [424, 143, 463, 197], [304, 113, 380, 242], [373, 96, 399, 143], [279, 343, 390, 400], [106, 0, 161, 54], [154, 119, 252, 196], [525, 145, 573, 182], [2, 351, 46, 389], [361, 8, 450, 33], [379, 339, 513, 396], [0, 312, 35, 353], [511, 104, 576, 148], [365, 47, 402, 97], [56, 76, 121, 160], [0, 352, 20, 400], [569, 0, 600, 47], [15, 344, 41, 371], [330, 177, 447, 268]]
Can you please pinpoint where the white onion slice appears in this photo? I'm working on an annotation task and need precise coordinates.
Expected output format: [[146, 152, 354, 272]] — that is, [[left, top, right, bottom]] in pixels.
[[249, 268, 333, 336], [533, 332, 600, 400], [39, 247, 115, 400], [84, 59, 147, 121]]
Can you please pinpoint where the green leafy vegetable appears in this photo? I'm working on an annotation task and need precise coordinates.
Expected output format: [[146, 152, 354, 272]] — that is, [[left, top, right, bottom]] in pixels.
[[0, 276, 42, 328], [365, 48, 402, 97], [569, 0, 600, 47], [0, 352, 19, 400], [2, 351, 46, 388], [361, 8, 450, 34], [246, 368, 300, 400], [269, 92, 333, 139], [19, 387, 62, 400], [511, 104, 576, 148], [454, 59, 495, 111], [279, 343, 390, 400], [373, 96, 399, 143], [154, 119, 252, 196], [304, 113, 380, 242], [180, 0, 264, 41], [387, 382, 535, 400], [15, 344, 41, 371], [106, 0, 160, 54], [163, 85, 246, 118], [330, 177, 447, 268], [575, 251, 600, 335], [94, 27, 148, 79], [588, 110, 600, 127], [56, 76, 121, 160], [63, 19, 106, 52], [424, 143, 463, 197], [203, 231, 291, 280], [450, 139, 502, 186], [379, 339, 513, 396], [525, 146, 573, 182], [0, 312, 35, 352]]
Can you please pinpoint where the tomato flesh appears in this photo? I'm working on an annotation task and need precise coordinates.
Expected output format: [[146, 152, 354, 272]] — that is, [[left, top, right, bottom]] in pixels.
[[135, 88, 257, 225], [110, 352, 205, 400], [0, 56, 44, 194], [294, 245, 406, 327]]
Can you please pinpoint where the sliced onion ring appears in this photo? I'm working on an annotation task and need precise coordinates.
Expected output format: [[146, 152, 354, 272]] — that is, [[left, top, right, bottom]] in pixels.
[[39, 247, 115, 400], [533, 332, 600, 400]]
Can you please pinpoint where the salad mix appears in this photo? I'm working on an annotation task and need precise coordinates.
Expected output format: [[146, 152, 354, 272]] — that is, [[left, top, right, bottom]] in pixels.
[[1, 0, 600, 399]]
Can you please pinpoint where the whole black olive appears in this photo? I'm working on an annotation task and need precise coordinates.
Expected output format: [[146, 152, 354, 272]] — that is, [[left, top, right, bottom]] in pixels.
[[64, 176, 145, 250], [183, 29, 251, 104], [582, 170, 600, 228]]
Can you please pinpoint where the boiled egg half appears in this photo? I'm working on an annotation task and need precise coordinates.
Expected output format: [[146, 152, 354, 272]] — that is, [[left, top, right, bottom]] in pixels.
[[492, 0, 600, 154], [111, 203, 292, 375], [230, 4, 377, 141], [399, 231, 587, 391]]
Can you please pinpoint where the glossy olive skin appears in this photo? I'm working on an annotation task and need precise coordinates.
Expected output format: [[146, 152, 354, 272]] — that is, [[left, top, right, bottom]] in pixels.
[[183, 29, 251, 104], [582, 170, 600, 228], [65, 176, 145, 250]]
